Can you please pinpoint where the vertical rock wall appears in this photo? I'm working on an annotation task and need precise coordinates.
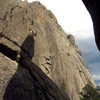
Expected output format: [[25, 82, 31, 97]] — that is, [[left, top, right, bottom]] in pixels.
[[0, 0, 95, 100]]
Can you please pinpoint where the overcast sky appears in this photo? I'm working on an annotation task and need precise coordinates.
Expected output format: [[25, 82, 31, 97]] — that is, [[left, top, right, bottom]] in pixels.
[[22, 0, 100, 86]]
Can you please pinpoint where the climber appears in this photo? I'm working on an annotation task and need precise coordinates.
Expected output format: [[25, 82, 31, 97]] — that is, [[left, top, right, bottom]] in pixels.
[[82, 0, 100, 51]]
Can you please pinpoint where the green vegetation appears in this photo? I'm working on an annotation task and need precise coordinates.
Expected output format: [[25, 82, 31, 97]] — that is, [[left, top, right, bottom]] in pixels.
[[60, 80, 66, 92], [80, 84, 100, 100], [96, 86, 100, 91]]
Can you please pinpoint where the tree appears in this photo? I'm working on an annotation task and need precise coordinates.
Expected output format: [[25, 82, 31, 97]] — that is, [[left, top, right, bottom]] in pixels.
[[80, 84, 100, 100]]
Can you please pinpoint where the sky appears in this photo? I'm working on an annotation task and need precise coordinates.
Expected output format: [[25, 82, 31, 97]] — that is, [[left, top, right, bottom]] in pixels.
[[22, 0, 100, 86]]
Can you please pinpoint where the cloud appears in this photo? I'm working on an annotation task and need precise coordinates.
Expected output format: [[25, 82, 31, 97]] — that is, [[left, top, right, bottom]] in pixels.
[[88, 62, 100, 74], [72, 32, 100, 77], [93, 75, 100, 80], [71, 31, 93, 39], [92, 75, 100, 86], [27, 0, 94, 40], [93, 78, 100, 86], [27, 0, 93, 35]]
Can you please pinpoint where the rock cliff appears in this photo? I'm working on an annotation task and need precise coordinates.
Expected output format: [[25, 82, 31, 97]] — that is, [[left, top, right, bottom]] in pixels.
[[0, 0, 95, 100]]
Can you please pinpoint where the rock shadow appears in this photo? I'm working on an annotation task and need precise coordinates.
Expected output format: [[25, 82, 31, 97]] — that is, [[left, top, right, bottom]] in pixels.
[[3, 34, 39, 100], [2, 34, 70, 100]]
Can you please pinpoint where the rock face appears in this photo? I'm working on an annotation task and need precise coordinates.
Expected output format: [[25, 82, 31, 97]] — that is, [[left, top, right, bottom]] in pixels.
[[0, 0, 95, 100]]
